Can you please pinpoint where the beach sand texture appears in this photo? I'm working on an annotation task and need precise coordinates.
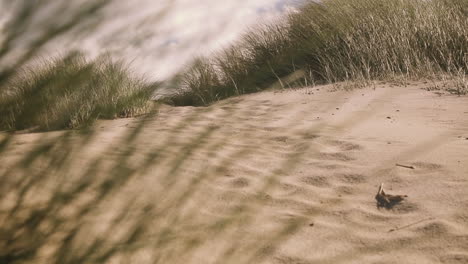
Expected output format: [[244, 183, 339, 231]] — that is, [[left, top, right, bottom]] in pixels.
[[1, 82, 467, 263]]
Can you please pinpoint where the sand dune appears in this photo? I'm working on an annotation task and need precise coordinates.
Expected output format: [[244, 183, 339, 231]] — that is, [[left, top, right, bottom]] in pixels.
[[1, 82, 468, 263]]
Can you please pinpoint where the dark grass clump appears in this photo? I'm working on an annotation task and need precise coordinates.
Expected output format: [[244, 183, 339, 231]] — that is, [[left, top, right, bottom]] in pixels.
[[172, 0, 468, 106], [0, 52, 156, 131]]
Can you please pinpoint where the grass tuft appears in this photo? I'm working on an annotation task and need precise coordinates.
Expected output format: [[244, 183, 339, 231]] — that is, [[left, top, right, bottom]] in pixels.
[[0, 52, 156, 131]]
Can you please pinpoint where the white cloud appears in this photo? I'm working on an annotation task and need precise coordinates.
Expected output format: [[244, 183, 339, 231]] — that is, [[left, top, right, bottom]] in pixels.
[[46, 0, 301, 80]]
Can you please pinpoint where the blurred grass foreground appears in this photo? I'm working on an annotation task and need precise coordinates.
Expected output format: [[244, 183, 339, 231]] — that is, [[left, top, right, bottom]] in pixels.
[[0, 0, 157, 132], [0, 0, 467, 264]]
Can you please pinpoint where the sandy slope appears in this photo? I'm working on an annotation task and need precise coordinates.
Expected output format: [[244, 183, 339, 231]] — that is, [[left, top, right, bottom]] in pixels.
[[1, 82, 468, 264]]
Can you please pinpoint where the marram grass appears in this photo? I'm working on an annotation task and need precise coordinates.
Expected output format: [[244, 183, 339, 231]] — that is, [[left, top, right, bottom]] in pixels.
[[0, 53, 156, 131], [172, 0, 467, 106]]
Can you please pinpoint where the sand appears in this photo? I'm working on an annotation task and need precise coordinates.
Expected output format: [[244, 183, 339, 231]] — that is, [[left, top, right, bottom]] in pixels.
[[1, 81, 468, 263]]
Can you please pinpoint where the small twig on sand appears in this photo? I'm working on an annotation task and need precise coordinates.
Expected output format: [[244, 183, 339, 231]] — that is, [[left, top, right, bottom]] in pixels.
[[396, 163, 415, 169], [388, 217, 435, 232]]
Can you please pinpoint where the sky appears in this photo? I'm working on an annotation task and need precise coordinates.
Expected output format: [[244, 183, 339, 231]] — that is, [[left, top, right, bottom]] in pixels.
[[67, 0, 302, 80]]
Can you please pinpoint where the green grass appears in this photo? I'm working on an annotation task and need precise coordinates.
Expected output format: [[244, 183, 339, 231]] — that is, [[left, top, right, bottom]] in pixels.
[[172, 0, 467, 106], [0, 52, 156, 131]]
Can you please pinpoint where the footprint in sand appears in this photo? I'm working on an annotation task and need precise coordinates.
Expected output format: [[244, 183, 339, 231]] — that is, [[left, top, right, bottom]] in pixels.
[[411, 161, 444, 171], [274, 255, 311, 264], [300, 175, 330, 188], [301, 132, 320, 140], [230, 177, 250, 188], [308, 162, 348, 171], [327, 139, 363, 151], [317, 139, 363, 160], [415, 221, 455, 240], [440, 253, 468, 264], [336, 185, 355, 196], [336, 173, 367, 184], [271, 136, 288, 143], [316, 152, 355, 162], [390, 201, 419, 214], [399, 161, 446, 177]]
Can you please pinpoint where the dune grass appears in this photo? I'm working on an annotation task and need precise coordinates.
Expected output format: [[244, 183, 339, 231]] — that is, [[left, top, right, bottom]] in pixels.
[[172, 0, 467, 106], [0, 53, 156, 131]]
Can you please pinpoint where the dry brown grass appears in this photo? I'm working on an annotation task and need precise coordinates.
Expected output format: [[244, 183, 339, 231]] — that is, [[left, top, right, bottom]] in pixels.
[[171, 0, 467, 106]]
